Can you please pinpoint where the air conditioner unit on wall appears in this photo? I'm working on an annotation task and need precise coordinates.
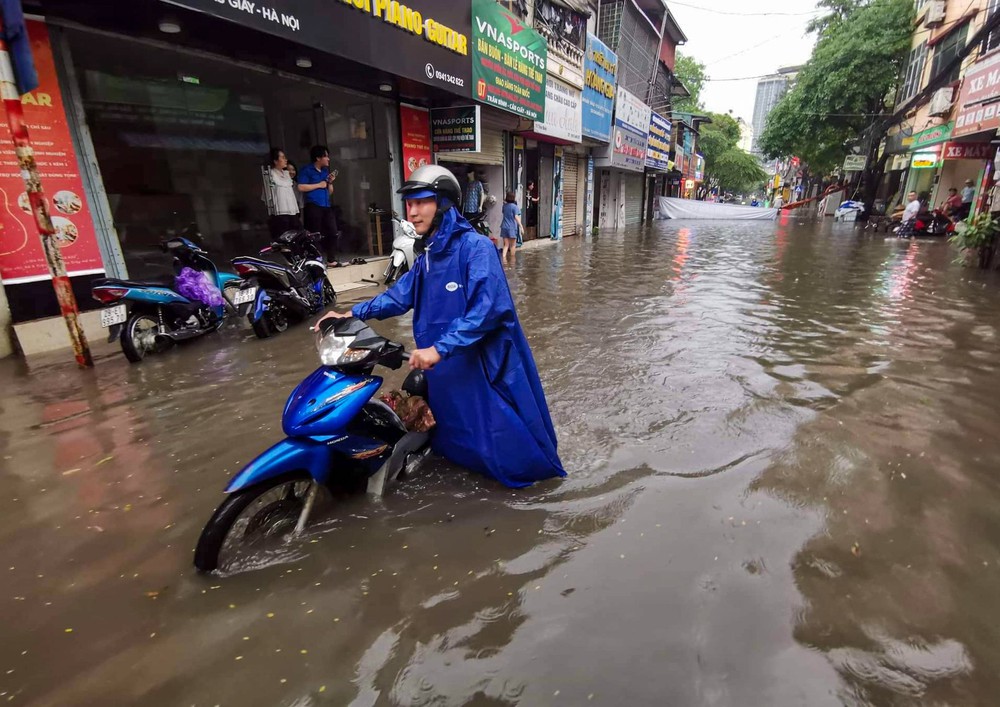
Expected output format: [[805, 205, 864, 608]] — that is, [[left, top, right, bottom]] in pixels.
[[929, 86, 953, 116], [925, 0, 946, 27]]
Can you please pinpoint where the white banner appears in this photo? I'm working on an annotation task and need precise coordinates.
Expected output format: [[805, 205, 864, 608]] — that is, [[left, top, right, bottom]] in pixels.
[[656, 197, 778, 221], [535, 76, 583, 143]]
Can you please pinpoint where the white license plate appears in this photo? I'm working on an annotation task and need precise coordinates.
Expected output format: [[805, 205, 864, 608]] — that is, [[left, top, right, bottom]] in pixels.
[[233, 286, 258, 305], [100, 304, 127, 327]]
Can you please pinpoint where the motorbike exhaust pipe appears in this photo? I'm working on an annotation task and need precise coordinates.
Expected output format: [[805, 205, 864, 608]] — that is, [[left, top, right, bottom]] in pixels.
[[155, 328, 204, 344]]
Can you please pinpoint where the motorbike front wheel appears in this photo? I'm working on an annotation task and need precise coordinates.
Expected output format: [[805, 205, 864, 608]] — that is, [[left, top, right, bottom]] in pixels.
[[121, 312, 161, 363], [194, 473, 313, 573], [323, 280, 337, 306]]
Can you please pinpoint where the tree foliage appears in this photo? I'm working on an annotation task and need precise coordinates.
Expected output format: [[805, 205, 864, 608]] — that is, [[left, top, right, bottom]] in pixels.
[[806, 0, 866, 37], [757, 0, 913, 175], [712, 149, 768, 194], [673, 53, 707, 114], [698, 112, 742, 173]]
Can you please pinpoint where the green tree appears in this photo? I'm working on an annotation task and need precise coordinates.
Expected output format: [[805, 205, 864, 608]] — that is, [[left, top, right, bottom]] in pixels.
[[806, 0, 865, 36], [712, 149, 768, 194], [758, 0, 913, 201], [673, 53, 707, 114], [695, 112, 748, 191]]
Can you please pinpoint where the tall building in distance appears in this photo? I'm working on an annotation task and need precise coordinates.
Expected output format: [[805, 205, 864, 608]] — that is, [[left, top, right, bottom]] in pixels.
[[736, 117, 754, 154], [751, 65, 801, 155]]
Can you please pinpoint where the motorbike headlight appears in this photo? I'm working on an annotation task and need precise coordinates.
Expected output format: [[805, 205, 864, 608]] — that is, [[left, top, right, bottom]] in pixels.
[[338, 348, 372, 365], [317, 332, 353, 366]]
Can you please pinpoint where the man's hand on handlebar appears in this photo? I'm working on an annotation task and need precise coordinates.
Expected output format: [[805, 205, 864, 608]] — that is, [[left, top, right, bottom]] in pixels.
[[409, 347, 441, 371], [313, 310, 352, 331]]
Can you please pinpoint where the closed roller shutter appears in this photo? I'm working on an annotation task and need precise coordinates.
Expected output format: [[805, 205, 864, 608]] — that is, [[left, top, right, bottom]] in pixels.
[[562, 154, 579, 236], [437, 110, 513, 166], [623, 172, 643, 226]]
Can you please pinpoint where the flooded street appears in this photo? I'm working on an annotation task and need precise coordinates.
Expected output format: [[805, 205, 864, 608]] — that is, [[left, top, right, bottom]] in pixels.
[[4, 218, 1000, 706]]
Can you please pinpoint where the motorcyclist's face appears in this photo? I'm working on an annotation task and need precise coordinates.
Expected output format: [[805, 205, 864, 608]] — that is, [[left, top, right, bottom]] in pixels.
[[406, 197, 438, 236]]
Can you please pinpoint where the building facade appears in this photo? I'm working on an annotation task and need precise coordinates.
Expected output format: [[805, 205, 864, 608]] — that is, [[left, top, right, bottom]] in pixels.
[[750, 66, 799, 155]]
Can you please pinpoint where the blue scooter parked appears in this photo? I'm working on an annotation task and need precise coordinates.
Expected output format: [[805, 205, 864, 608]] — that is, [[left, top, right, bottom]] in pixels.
[[194, 317, 429, 573], [92, 237, 245, 363]]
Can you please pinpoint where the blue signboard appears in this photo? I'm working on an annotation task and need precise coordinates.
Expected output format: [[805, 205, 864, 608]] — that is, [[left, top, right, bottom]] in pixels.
[[645, 111, 672, 170], [582, 33, 617, 142]]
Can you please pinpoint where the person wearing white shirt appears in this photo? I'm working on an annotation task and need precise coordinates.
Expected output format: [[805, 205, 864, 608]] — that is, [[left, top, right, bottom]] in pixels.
[[898, 191, 920, 237], [263, 147, 302, 239]]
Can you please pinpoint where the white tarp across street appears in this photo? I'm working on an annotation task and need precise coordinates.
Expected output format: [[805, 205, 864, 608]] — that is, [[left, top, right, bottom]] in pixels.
[[656, 197, 778, 221]]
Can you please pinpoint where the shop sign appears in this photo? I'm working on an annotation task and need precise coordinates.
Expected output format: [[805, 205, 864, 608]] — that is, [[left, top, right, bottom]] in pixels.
[[594, 86, 650, 173], [842, 154, 867, 171], [470, 0, 547, 120], [942, 142, 993, 160], [430, 105, 481, 152], [910, 121, 954, 149], [534, 76, 582, 143], [164, 0, 473, 98], [954, 52, 1000, 137], [581, 33, 616, 142], [0, 20, 104, 284], [512, 135, 525, 210], [644, 111, 671, 171], [910, 149, 939, 169], [694, 154, 704, 182], [399, 104, 432, 179]]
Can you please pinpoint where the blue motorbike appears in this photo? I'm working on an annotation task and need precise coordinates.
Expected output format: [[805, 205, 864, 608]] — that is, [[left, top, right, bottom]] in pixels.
[[193, 317, 430, 573], [91, 237, 244, 363], [231, 229, 336, 339]]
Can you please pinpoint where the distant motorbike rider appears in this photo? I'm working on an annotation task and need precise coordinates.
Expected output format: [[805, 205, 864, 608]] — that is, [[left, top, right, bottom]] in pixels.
[[315, 165, 565, 488]]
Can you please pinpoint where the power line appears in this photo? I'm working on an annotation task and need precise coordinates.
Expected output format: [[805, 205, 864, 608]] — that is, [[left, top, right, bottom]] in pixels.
[[666, 1, 821, 17]]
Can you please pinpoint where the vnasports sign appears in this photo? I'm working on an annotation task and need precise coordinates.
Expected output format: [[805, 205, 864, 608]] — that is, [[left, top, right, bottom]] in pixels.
[[164, 0, 472, 97]]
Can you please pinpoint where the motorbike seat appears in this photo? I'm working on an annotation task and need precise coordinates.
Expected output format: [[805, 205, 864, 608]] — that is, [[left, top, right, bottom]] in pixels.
[[95, 276, 175, 289], [234, 256, 290, 271]]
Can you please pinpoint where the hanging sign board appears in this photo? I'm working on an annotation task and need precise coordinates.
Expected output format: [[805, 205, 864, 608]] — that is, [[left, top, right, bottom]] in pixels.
[[942, 142, 993, 160], [645, 111, 672, 170], [842, 154, 867, 171], [470, 0, 547, 120], [910, 149, 940, 169], [164, 0, 473, 98], [0, 20, 104, 284], [581, 33, 616, 142], [430, 105, 481, 152], [399, 104, 433, 179]]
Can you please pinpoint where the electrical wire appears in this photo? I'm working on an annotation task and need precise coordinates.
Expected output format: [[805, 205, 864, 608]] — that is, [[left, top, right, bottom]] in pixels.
[[666, 1, 821, 17]]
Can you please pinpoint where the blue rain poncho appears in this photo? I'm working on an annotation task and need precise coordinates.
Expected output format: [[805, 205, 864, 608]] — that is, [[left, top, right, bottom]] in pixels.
[[352, 208, 565, 488]]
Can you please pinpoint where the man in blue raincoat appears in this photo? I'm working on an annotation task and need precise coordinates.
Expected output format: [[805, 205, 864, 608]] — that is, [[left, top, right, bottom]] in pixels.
[[316, 165, 565, 488]]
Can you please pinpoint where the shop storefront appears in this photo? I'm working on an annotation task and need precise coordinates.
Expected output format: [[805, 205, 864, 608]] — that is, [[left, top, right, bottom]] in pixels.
[[3, 0, 476, 323], [594, 86, 649, 228]]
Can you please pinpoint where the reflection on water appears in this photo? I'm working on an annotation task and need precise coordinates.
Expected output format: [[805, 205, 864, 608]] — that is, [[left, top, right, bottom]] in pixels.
[[2, 219, 1000, 705]]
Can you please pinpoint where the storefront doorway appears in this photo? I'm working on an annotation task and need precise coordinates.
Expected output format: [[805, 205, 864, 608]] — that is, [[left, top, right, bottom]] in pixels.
[[64, 28, 397, 279]]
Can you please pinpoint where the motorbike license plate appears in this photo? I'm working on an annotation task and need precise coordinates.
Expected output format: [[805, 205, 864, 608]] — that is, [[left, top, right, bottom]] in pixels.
[[100, 304, 127, 328], [232, 286, 258, 305]]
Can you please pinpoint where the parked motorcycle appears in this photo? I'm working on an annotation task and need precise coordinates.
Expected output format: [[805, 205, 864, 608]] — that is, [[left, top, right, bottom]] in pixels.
[[468, 194, 497, 246], [892, 209, 954, 237], [383, 211, 418, 285], [231, 229, 337, 339], [194, 316, 430, 572], [92, 237, 243, 363]]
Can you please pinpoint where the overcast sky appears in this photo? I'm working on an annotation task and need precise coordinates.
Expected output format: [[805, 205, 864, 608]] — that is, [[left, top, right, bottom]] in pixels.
[[666, 0, 822, 121]]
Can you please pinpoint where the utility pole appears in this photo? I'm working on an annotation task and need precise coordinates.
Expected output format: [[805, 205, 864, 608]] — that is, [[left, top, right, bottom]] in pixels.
[[0, 8, 92, 367]]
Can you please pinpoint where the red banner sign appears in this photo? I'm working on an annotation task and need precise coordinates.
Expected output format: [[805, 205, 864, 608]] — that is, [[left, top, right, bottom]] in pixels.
[[399, 104, 432, 181], [954, 52, 1000, 138], [942, 142, 993, 160], [0, 20, 103, 284]]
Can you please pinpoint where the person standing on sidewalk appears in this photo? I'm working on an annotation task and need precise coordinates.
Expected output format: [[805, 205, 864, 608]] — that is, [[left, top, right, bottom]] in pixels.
[[262, 147, 301, 240], [298, 145, 340, 265]]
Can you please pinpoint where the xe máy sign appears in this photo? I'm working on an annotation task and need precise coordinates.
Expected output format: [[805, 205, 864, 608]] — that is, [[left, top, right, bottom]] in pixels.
[[470, 0, 547, 121], [942, 142, 993, 160], [954, 52, 1000, 137]]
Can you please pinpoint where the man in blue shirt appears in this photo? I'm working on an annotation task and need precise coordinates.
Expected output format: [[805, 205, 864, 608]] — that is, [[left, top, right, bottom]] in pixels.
[[297, 145, 339, 263]]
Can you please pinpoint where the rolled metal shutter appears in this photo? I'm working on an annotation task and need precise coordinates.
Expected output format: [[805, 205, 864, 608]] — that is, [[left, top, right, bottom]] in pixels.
[[562, 154, 579, 236], [623, 173, 643, 226], [437, 109, 513, 166]]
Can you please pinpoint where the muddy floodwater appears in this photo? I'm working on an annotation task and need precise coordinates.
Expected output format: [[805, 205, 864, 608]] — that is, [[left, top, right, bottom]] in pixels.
[[3, 219, 1000, 706]]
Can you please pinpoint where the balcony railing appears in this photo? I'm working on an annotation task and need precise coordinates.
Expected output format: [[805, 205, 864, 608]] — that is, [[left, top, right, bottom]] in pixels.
[[532, 20, 586, 68]]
